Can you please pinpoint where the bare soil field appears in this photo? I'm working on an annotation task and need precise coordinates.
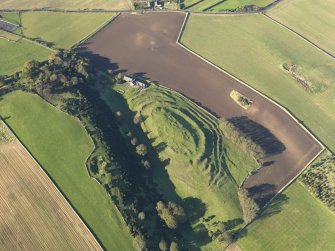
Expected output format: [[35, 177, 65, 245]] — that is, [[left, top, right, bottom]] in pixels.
[[0, 135, 101, 250], [80, 12, 322, 204]]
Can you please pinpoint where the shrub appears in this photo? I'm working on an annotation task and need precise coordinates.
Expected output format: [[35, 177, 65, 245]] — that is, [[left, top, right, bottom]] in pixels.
[[133, 114, 143, 125], [170, 241, 179, 251], [159, 238, 168, 251], [156, 201, 186, 229], [131, 137, 139, 146], [136, 144, 148, 156]]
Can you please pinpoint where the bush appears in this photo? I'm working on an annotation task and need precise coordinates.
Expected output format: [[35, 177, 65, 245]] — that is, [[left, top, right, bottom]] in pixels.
[[170, 241, 179, 251], [159, 238, 168, 251], [133, 114, 143, 125], [136, 144, 148, 156], [156, 201, 186, 229], [131, 137, 139, 146]]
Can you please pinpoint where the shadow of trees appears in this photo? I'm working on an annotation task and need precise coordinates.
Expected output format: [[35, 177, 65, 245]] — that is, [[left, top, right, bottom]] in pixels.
[[258, 193, 289, 220], [247, 183, 277, 207], [228, 116, 285, 156]]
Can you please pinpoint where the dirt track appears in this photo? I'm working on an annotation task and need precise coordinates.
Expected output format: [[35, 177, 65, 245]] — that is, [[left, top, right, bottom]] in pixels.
[[80, 12, 322, 203]]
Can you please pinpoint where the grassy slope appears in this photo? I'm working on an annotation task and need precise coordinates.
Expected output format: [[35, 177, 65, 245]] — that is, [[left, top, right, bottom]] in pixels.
[[268, 0, 335, 56], [99, 82, 258, 250], [238, 182, 335, 251], [0, 91, 134, 251], [0, 39, 50, 75], [0, 0, 133, 10], [182, 0, 272, 11], [181, 14, 335, 152], [21, 12, 115, 49]]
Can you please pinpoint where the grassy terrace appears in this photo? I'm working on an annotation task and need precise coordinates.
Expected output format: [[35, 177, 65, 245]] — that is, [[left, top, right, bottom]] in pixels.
[[0, 0, 133, 10], [21, 12, 116, 49], [181, 14, 335, 152], [0, 38, 50, 75], [238, 182, 335, 251], [0, 91, 134, 251], [97, 81, 259, 250], [268, 0, 335, 56], [181, 0, 273, 11]]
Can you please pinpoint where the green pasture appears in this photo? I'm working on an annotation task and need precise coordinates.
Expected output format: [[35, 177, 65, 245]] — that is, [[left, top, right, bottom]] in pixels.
[[181, 0, 273, 11], [0, 38, 50, 75], [0, 12, 20, 25], [21, 12, 116, 49], [0, 91, 135, 251], [0, 0, 133, 10], [181, 14, 335, 152], [268, 0, 335, 56], [238, 182, 335, 251], [97, 81, 258, 250]]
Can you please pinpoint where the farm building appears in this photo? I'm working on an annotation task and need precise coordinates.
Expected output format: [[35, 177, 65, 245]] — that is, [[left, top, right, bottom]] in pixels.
[[123, 75, 147, 88], [0, 20, 18, 32]]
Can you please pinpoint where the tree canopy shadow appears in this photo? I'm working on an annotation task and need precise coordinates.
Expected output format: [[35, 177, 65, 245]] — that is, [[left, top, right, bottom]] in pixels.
[[258, 193, 289, 220], [228, 116, 285, 156], [183, 197, 207, 224], [247, 183, 277, 207]]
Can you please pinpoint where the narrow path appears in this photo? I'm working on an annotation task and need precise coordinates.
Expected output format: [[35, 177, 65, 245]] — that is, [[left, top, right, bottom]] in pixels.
[[79, 12, 323, 205]]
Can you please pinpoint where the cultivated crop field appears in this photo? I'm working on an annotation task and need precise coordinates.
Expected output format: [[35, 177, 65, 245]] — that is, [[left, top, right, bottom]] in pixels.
[[0, 91, 135, 251], [0, 38, 50, 75], [268, 0, 335, 56], [0, 122, 101, 250], [21, 12, 116, 49], [238, 182, 335, 251], [99, 81, 259, 249], [182, 14, 335, 153], [181, 0, 273, 11], [0, 0, 133, 10]]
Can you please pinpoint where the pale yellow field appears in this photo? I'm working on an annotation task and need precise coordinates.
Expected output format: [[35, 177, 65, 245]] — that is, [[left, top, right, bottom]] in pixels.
[[0, 126, 102, 250], [0, 0, 133, 10]]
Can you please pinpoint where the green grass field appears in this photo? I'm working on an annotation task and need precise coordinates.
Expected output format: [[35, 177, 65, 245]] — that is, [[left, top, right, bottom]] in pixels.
[[0, 0, 133, 10], [181, 14, 335, 152], [181, 0, 273, 11], [238, 182, 335, 251], [21, 12, 116, 49], [0, 91, 135, 251], [0, 38, 50, 75], [0, 12, 20, 25], [98, 82, 258, 250], [268, 0, 335, 56]]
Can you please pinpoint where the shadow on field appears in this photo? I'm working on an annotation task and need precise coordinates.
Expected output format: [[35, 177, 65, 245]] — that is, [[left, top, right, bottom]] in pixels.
[[258, 193, 289, 220], [247, 183, 277, 207], [77, 48, 118, 71], [229, 116, 285, 156]]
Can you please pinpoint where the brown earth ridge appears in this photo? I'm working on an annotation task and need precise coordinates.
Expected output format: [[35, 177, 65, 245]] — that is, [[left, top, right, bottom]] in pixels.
[[80, 12, 322, 205]]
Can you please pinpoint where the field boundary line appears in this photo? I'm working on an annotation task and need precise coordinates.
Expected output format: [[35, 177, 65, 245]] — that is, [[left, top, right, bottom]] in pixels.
[[71, 12, 121, 49], [177, 12, 326, 202], [263, 13, 335, 60], [0, 117, 103, 251]]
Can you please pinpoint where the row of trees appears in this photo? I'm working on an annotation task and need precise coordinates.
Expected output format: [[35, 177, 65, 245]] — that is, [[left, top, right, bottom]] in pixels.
[[219, 118, 266, 159]]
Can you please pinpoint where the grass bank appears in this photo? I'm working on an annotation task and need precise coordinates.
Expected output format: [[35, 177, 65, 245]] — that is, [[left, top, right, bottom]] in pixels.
[[268, 0, 335, 56], [0, 38, 50, 75], [21, 12, 116, 49], [0, 91, 134, 251], [238, 181, 335, 251]]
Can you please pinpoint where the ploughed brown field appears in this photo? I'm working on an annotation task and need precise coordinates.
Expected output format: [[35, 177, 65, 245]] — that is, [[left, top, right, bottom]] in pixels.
[[80, 12, 322, 204], [0, 138, 102, 250]]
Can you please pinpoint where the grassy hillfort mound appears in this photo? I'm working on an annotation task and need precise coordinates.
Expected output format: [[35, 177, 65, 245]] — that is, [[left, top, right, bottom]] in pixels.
[[99, 82, 259, 250], [0, 0, 133, 10], [182, 13, 335, 152], [268, 0, 335, 56], [0, 91, 135, 251], [21, 12, 116, 49]]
